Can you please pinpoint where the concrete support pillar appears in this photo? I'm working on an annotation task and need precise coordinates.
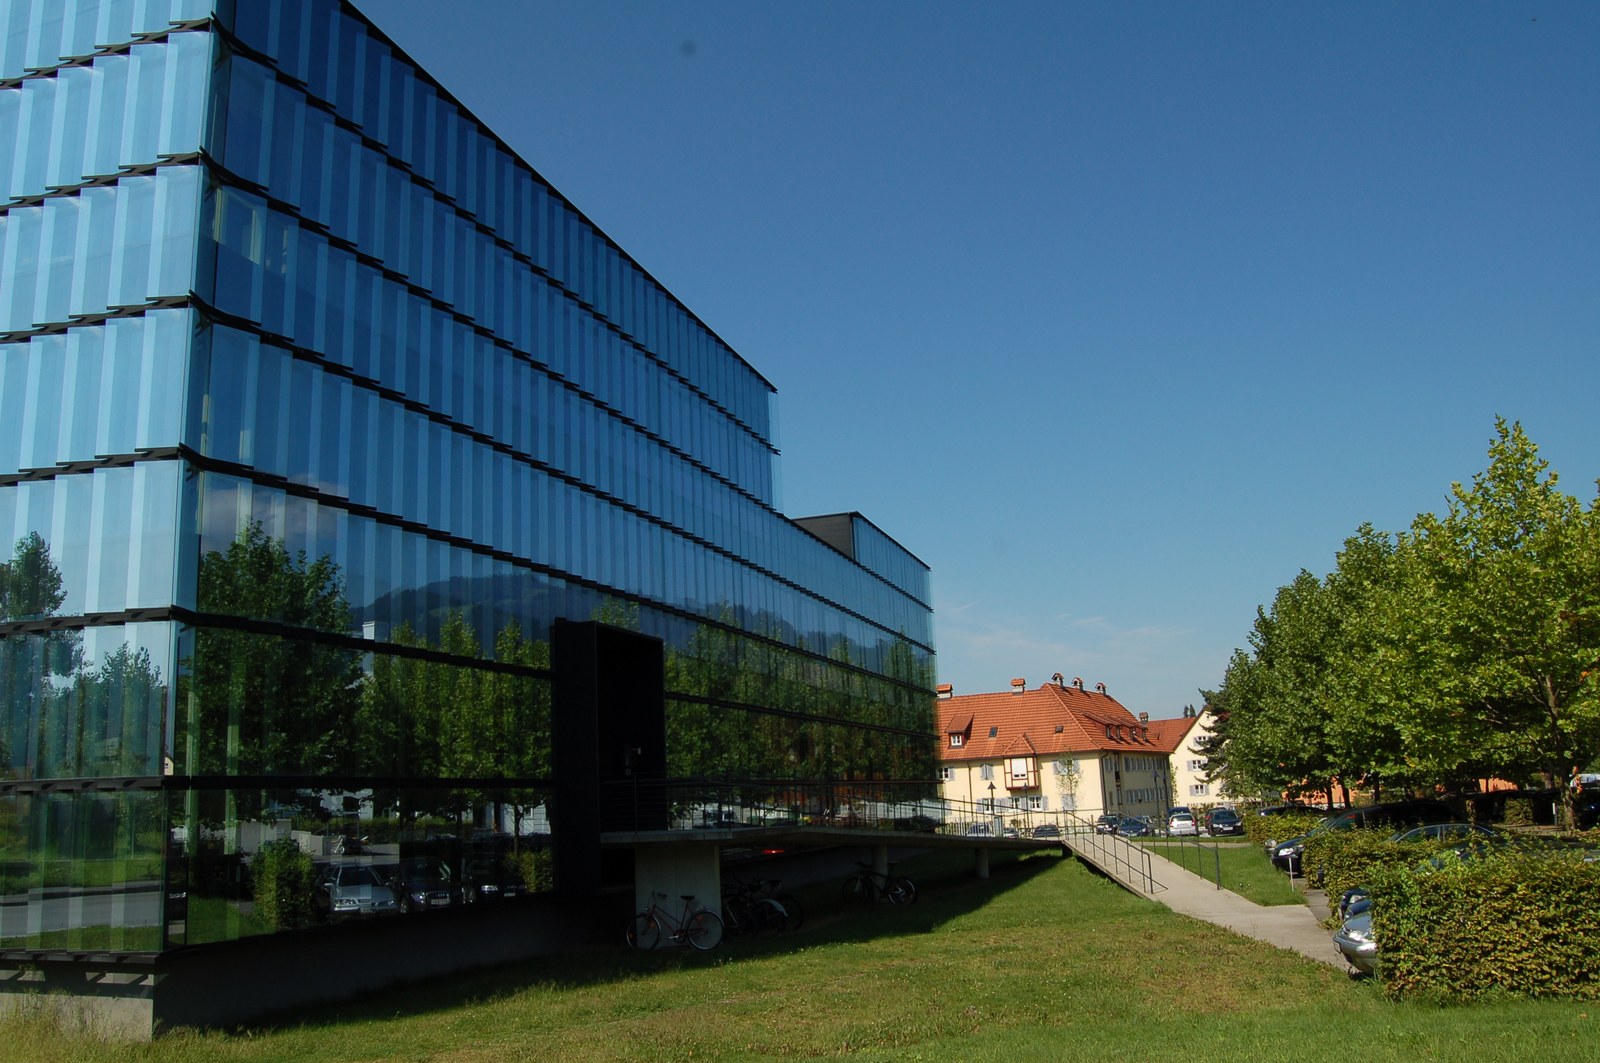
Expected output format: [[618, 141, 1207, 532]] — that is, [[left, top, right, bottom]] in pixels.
[[634, 843, 723, 925], [871, 843, 890, 878], [974, 846, 990, 880]]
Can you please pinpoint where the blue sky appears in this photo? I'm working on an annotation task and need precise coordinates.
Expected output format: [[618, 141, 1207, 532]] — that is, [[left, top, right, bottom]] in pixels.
[[357, 0, 1599, 717]]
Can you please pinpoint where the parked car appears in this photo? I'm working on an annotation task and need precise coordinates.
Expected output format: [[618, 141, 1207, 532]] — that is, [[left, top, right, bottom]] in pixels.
[[1094, 814, 1122, 835], [1332, 910, 1377, 975], [390, 857, 463, 913], [463, 852, 529, 903], [1204, 808, 1245, 836], [312, 863, 399, 920], [1270, 799, 1455, 874], [1167, 811, 1199, 837], [1117, 816, 1153, 838], [1030, 823, 1062, 839], [966, 822, 994, 837], [1257, 802, 1324, 816], [1389, 822, 1503, 845], [1166, 806, 1194, 819]]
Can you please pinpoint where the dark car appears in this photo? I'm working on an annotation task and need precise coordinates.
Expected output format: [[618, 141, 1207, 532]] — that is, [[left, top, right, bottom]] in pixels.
[[1094, 814, 1122, 835], [463, 853, 528, 903], [1117, 816, 1153, 838], [1270, 799, 1455, 874], [390, 857, 463, 913], [1257, 802, 1324, 816], [1031, 822, 1062, 839], [1205, 808, 1245, 836]]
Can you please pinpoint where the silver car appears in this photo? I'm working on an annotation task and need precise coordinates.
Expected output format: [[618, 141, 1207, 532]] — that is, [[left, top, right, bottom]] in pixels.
[[1167, 811, 1199, 837], [1333, 911, 1377, 975], [313, 863, 400, 920]]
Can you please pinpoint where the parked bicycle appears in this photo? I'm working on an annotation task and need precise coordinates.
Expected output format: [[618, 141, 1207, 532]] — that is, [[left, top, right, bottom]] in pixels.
[[841, 862, 916, 904], [626, 892, 724, 950], [722, 878, 805, 935]]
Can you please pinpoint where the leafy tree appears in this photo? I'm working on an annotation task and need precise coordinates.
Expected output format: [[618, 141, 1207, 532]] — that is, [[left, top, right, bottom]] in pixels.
[[1396, 419, 1600, 824]]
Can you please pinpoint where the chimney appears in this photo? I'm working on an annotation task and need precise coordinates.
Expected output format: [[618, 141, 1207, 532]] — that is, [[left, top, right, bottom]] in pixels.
[[1095, 682, 1107, 694], [1139, 712, 1149, 724], [1051, 672, 1065, 687], [1010, 677, 1026, 694], [1072, 677, 1084, 691], [936, 684, 953, 699]]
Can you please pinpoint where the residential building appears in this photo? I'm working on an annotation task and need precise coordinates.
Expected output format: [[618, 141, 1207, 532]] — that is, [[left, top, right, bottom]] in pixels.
[[1147, 705, 1229, 808], [935, 676, 1170, 825], [0, 0, 934, 1033]]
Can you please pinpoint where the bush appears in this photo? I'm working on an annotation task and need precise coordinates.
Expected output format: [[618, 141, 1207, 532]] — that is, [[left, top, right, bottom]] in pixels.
[[1302, 827, 1390, 900], [1244, 812, 1323, 849], [516, 848, 554, 892], [252, 838, 315, 930], [1372, 851, 1600, 999]]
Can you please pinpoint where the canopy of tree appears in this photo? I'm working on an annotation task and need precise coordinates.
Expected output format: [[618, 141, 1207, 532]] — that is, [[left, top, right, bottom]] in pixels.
[[1198, 419, 1600, 825]]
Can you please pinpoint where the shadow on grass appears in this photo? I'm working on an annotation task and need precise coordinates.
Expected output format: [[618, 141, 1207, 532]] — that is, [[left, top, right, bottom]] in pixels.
[[219, 848, 1067, 1037]]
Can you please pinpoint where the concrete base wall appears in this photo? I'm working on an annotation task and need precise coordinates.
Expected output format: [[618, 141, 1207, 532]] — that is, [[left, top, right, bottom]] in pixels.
[[0, 893, 625, 1040]]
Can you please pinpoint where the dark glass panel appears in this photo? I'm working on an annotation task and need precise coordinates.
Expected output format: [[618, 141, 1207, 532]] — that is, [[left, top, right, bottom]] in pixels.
[[0, 789, 164, 953]]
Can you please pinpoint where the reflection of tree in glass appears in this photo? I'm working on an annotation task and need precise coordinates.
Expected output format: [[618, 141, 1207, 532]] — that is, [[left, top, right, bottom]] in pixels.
[[357, 614, 551, 832], [187, 522, 362, 782], [0, 533, 82, 778]]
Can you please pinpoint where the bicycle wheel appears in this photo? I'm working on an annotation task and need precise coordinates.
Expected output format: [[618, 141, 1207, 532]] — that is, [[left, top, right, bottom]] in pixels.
[[685, 909, 724, 950], [889, 876, 917, 905], [751, 898, 787, 933], [774, 893, 805, 931], [627, 912, 662, 950], [841, 873, 871, 904]]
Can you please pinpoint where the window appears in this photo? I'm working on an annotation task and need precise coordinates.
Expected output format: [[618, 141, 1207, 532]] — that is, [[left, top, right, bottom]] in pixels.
[[1009, 757, 1030, 781], [1028, 795, 1045, 811], [987, 725, 998, 738], [979, 764, 994, 781], [1190, 782, 1210, 796], [938, 767, 954, 781], [949, 733, 963, 748]]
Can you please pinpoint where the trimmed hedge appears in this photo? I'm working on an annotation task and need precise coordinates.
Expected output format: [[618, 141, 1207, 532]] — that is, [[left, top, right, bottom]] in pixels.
[[1245, 812, 1323, 849], [1369, 851, 1600, 999], [252, 838, 315, 930]]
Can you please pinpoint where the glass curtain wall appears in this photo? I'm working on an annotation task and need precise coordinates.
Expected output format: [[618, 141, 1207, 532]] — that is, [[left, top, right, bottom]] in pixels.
[[0, 0, 936, 957]]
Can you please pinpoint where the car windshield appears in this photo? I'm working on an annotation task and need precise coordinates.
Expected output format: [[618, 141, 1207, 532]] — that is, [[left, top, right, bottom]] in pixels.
[[340, 866, 382, 886]]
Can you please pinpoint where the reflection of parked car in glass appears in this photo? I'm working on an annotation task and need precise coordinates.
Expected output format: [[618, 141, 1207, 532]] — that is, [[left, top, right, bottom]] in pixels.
[[464, 854, 527, 903], [1205, 808, 1244, 836], [312, 863, 399, 920], [389, 858, 463, 913]]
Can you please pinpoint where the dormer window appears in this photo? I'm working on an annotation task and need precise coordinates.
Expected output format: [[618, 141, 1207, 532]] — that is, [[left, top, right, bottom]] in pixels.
[[949, 733, 964, 748], [988, 726, 998, 738]]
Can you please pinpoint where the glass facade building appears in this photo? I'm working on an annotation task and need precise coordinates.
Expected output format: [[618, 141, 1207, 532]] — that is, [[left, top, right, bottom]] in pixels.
[[0, 0, 934, 960]]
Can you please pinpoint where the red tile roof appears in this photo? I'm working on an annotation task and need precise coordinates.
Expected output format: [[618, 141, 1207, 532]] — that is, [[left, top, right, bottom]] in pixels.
[[936, 681, 1176, 762]]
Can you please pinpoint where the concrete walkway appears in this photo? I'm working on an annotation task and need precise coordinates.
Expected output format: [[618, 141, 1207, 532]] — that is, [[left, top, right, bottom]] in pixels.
[[1069, 835, 1342, 968]]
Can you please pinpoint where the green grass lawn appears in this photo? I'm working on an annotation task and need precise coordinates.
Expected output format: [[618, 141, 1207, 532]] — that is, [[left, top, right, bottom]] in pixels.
[[1139, 838, 1304, 905], [5, 850, 1596, 1061]]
